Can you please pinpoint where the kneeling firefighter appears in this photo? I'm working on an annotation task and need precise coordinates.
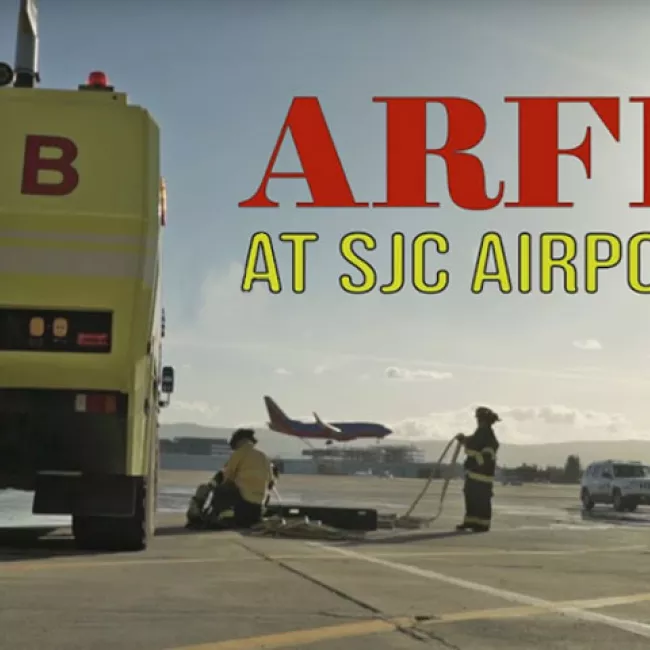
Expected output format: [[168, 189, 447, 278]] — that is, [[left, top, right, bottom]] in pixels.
[[455, 406, 500, 533], [187, 428, 275, 529]]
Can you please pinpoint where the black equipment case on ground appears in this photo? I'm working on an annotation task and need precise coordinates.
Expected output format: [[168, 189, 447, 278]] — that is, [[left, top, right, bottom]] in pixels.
[[264, 504, 378, 531]]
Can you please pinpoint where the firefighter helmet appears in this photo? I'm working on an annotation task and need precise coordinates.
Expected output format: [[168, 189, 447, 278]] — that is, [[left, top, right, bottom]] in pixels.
[[475, 406, 500, 424], [229, 428, 257, 449]]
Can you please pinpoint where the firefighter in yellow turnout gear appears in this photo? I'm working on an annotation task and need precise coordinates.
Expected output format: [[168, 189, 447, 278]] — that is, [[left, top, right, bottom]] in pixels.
[[186, 429, 275, 529], [455, 407, 500, 533]]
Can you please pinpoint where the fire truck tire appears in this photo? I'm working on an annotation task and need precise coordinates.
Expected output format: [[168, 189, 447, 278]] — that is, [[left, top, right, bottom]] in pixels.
[[73, 478, 152, 552]]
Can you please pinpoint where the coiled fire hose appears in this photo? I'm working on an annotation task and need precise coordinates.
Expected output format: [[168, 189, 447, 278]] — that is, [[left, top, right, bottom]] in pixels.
[[251, 435, 463, 537]]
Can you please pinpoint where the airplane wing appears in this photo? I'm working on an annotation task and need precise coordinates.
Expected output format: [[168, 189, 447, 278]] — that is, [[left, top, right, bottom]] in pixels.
[[313, 412, 342, 434]]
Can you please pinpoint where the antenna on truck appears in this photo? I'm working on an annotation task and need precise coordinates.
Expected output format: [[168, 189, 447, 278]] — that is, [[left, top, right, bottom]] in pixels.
[[0, 0, 39, 88]]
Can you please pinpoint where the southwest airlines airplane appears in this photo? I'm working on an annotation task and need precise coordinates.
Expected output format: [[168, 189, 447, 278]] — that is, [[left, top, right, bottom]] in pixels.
[[264, 396, 393, 445]]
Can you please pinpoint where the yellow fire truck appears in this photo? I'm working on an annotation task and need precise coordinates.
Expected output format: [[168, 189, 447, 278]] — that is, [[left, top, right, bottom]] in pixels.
[[0, 0, 175, 551]]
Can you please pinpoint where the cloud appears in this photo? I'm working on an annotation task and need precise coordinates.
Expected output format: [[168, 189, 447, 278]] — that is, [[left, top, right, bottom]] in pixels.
[[389, 404, 633, 444], [313, 356, 357, 375], [562, 366, 604, 374], [161, 399, 221, 424], [385, 366, 453, 381], [573, 339, 602, 351], [171, 262, 271, 345], [274, 367, 291, 376], [505, 405, 627, 428], [502, 31, 646, 89], [167, 339, 650, 387]]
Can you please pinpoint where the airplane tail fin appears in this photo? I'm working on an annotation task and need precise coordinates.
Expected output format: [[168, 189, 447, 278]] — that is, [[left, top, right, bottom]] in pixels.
[[264, 395, 289, 427]]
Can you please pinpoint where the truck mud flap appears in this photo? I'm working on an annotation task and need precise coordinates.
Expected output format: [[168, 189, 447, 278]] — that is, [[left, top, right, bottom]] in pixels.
[[33, 473, 139, 517], [265, 504, 378, 531]]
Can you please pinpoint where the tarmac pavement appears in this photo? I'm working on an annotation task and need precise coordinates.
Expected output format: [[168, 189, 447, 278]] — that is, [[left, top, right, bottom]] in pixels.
[[1, 474, 650, 649]]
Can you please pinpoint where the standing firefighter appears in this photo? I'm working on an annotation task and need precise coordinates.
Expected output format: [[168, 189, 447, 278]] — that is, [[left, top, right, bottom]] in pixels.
[[455, 407, 500, 533]]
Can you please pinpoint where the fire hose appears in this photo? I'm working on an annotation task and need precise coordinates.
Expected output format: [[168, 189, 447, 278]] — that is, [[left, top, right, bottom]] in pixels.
[[250, 435, 463, 539], [388, 434, 462, 528]]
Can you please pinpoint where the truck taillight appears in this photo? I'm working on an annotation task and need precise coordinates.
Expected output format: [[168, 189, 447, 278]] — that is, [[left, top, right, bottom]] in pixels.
[[75, 393, 117, 414]]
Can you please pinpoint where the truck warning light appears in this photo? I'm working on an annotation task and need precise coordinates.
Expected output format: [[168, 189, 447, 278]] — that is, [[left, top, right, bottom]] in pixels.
[[53, 317, 68, 338], [29, 316, 45, 337], [87, 71, 107, 87], [78, 70, 114, 92]]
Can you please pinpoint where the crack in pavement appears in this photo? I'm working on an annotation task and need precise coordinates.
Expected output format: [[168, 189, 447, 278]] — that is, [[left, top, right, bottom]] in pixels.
[[237, 540, 445, 645]]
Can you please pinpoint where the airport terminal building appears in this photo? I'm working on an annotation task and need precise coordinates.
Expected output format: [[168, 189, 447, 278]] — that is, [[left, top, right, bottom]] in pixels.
[[160, 437, 462, 479], [160, 436, 231, 470]]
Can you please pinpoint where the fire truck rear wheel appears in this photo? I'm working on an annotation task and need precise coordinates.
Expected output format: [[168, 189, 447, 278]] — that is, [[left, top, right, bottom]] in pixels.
[[73, 478, 152, 552]]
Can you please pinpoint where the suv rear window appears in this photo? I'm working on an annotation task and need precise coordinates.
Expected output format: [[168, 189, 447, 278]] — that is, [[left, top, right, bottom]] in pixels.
[[612, 464, 649, 478]]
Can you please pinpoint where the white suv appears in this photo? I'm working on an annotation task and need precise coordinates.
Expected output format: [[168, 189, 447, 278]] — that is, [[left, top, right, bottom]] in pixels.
[[581, 460, 650, 513]]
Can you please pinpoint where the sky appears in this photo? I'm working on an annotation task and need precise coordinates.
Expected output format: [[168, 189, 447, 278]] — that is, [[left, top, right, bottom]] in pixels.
[[6, 0, 650, 445]]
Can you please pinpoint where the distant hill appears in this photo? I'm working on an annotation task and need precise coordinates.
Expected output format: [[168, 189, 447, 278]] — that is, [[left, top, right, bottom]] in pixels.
[[413, 438, 650, 468], [159, 423, 650, 467]]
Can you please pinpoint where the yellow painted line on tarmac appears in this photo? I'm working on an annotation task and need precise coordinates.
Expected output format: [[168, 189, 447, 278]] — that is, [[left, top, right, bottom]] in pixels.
[[428, 591, 650, 623], [170, 617, 413, 650], [1, 543, 645, 574], [317, 543, 650, 638], [0, 556, 261, 573], [167, 591, 650, 650]]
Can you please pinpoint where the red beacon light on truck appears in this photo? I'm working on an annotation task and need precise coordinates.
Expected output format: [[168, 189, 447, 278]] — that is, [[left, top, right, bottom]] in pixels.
[[87, 71, 107, 87], [78, 70, 114, 92]]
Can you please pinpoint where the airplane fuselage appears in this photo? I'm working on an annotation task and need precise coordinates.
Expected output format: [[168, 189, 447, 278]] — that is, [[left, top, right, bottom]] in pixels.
[[263, 395, 393, 444], [269, 418, 391, 442]]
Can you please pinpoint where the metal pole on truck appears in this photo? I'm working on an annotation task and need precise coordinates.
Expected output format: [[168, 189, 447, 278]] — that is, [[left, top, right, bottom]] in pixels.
[[0, 0, 39, 88], [14, 0, 39, 87]]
